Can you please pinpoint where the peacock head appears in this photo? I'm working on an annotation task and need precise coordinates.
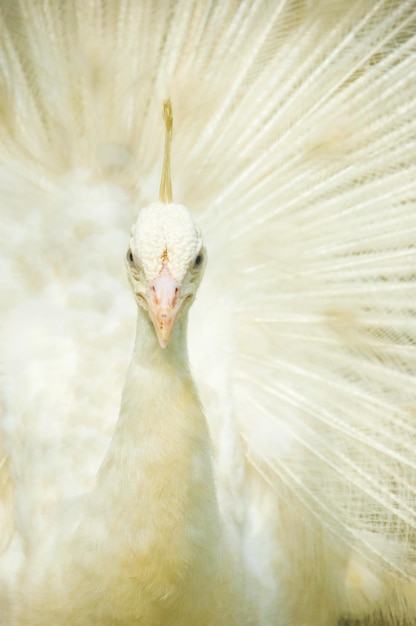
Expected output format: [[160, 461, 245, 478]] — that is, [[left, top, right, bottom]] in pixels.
[[125, 100, 206, 348], [126, 201, 206, 348]]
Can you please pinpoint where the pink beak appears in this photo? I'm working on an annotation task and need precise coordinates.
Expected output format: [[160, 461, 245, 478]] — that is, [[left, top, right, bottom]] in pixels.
[[147, 264, 181, 348]]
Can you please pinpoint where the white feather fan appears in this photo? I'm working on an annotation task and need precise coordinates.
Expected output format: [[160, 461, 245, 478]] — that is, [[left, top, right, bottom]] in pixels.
[[0, 1, 415, 624]]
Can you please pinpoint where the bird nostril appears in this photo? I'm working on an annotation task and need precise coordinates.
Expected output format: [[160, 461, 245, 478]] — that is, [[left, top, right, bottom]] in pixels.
[[172, 286, 179, 306], [150, 284, 161, 305]]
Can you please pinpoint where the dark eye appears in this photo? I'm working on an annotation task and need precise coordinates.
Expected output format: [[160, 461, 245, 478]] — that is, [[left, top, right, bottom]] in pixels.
[[194, 252, 203, 268], [127, 249, 135, 265]]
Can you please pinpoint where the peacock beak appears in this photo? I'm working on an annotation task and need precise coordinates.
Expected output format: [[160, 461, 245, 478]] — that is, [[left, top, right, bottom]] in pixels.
[[147, 264, 181, 348]]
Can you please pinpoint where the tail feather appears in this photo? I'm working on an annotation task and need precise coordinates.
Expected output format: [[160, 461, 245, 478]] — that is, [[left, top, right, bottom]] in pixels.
[[0, 0, 415, 623]]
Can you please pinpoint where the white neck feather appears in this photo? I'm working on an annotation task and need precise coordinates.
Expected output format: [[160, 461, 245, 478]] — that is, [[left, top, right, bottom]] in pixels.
[[95, 306, 221, 575]]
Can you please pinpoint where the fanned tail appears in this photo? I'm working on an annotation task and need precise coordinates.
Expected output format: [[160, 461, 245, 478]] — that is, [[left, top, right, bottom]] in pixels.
[[0, 1, 415, 624]]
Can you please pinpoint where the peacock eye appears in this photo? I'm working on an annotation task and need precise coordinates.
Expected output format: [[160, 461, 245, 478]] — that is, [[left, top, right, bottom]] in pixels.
[[194, 252, 203, 269], [127, 249, 135, 265]]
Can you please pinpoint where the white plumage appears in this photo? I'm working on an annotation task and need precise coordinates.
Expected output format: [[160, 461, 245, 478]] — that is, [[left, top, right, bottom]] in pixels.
[[0, 1, 415, 624]]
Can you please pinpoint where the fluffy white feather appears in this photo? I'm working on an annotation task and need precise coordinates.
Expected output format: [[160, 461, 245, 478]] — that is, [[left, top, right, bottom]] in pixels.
[[0, 1, 415, 624], [131, 202, 202, 282]]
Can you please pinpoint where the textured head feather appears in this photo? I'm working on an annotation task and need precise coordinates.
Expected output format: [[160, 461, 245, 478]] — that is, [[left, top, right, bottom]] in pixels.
[[130, 202, 201, 282]]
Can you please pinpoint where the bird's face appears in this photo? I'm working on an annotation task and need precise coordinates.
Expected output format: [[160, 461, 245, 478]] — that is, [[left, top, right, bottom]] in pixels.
[[126, 202, 206, 348]]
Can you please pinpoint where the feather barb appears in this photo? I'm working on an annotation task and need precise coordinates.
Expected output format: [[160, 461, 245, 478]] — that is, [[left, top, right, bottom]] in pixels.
[[159, 99, 173, 204]]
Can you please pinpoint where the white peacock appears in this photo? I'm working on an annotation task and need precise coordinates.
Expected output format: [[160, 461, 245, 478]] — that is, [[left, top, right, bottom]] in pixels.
[[0, 2, 415, 625]]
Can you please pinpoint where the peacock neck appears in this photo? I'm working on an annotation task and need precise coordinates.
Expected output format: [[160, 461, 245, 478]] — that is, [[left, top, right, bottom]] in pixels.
[[81, 305, 225, 618]]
